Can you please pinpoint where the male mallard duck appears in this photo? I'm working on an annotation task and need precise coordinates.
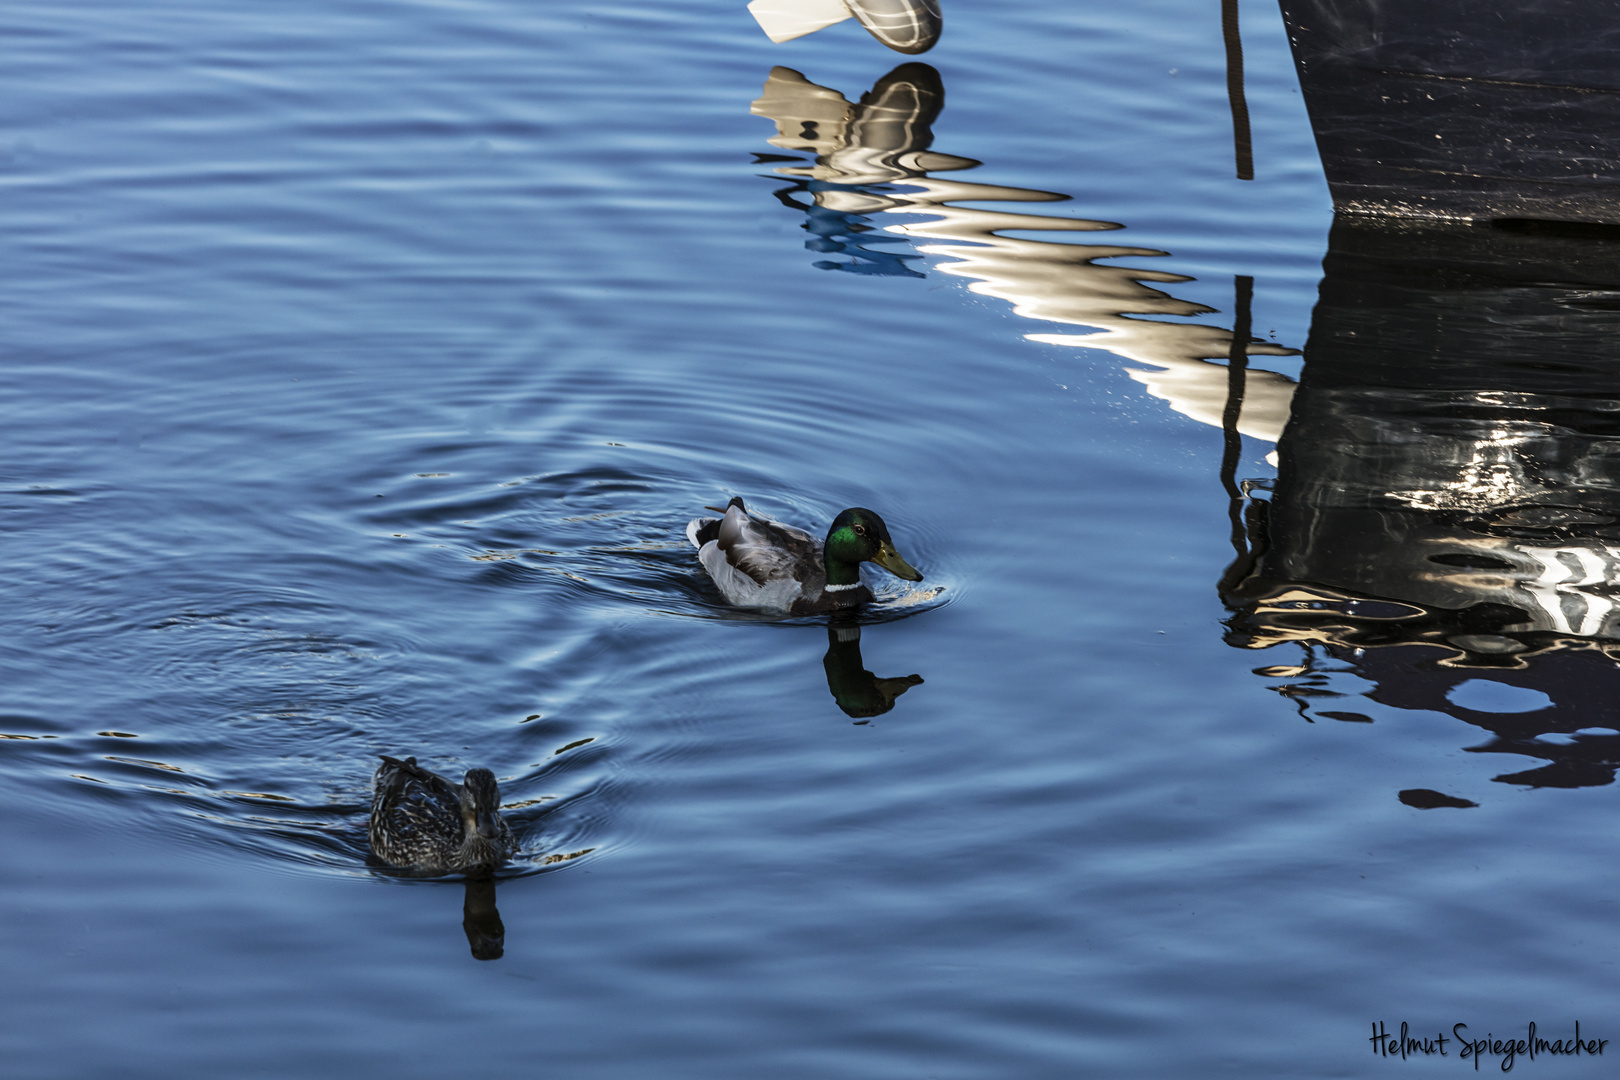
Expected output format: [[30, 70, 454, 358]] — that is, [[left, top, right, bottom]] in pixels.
[[686, 497, 923, 615], [369, 755, 516, 872]]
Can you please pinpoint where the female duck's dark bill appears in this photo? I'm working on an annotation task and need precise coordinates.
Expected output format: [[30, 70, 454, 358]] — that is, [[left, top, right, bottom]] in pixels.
[[476, 809, 502, 839]]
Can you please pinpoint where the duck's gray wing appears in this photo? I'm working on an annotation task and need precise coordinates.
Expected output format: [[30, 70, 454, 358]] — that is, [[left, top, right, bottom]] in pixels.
[[690, 500, 823, 610], [717, 503, 821, 586]]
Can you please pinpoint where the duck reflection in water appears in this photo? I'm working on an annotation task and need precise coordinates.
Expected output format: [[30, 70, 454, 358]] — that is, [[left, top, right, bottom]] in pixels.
[[824, 619, 922, 720], [1221, 217, 1620, 797], [462, 874, 506, 961]]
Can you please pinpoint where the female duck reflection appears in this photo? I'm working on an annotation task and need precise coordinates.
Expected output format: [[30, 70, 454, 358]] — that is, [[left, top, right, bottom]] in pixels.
[[461, 875, 506, 961]]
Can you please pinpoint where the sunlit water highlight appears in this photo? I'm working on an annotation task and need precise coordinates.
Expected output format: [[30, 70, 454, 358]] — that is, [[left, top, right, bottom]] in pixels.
[[5, 1, 1620, 1077]]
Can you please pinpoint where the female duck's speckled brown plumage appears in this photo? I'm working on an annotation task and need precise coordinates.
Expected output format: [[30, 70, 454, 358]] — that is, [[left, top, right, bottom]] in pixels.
[[369, 755, 516, 872]]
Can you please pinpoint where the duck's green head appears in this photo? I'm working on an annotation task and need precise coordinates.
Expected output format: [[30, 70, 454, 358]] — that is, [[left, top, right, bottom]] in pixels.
[[824, 507, 923, 585], [460, 768, 504, 840]]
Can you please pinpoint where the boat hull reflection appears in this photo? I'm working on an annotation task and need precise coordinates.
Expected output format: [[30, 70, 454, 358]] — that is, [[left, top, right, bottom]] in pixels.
[[1224, 217, 1620, 791]]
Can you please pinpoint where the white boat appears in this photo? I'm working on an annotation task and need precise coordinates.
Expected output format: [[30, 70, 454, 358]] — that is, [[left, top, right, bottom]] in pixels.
[[748, 0, 941, 55]]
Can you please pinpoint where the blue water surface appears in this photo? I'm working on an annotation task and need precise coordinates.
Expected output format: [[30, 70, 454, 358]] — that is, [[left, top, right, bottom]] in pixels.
[[3, 0, 1618, 1076]]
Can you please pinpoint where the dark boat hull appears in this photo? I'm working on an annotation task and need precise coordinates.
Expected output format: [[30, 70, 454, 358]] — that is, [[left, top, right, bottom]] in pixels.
[[1278, 0, 1620, 223]]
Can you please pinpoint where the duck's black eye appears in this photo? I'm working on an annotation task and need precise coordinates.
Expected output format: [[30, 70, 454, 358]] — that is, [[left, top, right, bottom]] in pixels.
[[853, 524, 867, 536]]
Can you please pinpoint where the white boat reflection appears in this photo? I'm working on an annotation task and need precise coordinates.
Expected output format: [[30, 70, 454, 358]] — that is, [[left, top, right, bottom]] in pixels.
[[751, 64, 1300, 443]]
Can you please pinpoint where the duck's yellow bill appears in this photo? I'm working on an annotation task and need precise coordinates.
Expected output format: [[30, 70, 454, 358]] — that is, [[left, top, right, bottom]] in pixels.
[[873, 543, 923, 582]]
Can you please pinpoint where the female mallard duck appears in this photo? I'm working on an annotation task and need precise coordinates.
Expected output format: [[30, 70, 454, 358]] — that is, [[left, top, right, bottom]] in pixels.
[[369, 755, 516, 872], [686, 497, 923, 615]]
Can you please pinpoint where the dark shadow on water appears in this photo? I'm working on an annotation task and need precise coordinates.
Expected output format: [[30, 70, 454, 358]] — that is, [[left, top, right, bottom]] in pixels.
[[1220, 216, 1620, 798], [1399, 788, 1479, 810]]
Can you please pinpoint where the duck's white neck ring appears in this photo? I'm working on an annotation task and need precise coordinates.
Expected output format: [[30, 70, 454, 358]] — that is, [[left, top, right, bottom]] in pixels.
[[823, 581, 862, 592]]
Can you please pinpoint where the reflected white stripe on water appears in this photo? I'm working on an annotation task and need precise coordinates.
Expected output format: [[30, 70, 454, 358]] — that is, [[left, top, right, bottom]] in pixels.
[[1519, 544, 1620, 638], [1382, 427, 1620, 638]]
